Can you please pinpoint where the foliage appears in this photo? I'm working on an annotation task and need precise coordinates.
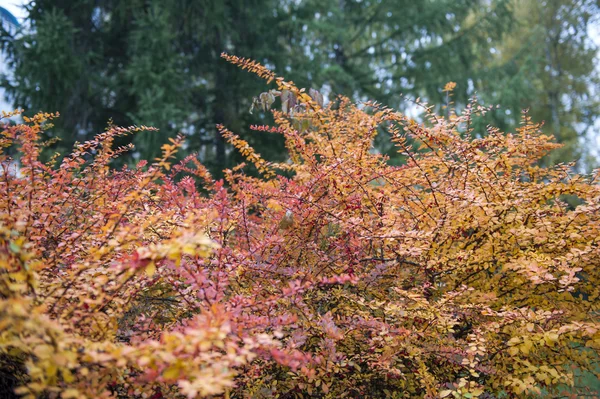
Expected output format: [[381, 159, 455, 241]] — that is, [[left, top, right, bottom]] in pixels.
[[2, 54, 600, 398], [0, 110, 250, 398]]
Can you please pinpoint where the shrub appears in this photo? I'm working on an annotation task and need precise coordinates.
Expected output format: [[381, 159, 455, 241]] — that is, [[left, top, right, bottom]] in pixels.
[[1, 56, 599, 399]]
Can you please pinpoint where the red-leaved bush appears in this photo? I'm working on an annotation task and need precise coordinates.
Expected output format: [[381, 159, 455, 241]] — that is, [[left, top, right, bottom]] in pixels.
[[1, 55, 599, 399]]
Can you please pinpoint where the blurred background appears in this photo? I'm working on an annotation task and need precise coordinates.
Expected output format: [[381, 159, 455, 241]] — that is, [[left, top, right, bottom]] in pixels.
[[1, 0, 599, 174]]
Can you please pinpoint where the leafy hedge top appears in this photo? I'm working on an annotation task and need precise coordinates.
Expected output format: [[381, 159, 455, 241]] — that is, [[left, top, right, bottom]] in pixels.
[[1, 55, 599, 399]]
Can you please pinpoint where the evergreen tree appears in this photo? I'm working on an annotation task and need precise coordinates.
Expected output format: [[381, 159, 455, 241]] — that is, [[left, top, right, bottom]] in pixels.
[[1, 0, 292, 170]]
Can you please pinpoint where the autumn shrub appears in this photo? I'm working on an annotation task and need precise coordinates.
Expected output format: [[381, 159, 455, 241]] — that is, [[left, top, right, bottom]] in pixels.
[[1, 55, 600, 399]]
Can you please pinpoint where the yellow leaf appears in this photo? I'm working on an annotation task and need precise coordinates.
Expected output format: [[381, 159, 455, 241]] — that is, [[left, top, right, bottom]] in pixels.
[[199, 340, 212, 351], [520, 339, 533, 355], [544, 332, 559, 347], [33, 344, 54, 359], [266, 199, 283, 212], [513, 383, 524, 395], [145, 262, 156, 277], [61, 389, 83, 399], [62, 369, 75, 383], [440, 390, 453, 398], [162, 365, 180, 380], [138, 356, 151, 367]]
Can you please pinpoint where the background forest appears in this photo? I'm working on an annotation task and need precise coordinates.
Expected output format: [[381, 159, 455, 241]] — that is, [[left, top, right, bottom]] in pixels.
[[1, 0, 599, 173]]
